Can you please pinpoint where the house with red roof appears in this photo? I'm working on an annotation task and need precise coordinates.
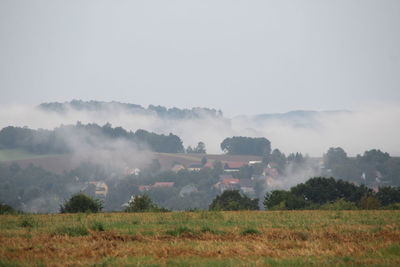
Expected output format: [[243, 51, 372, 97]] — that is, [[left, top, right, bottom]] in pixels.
[[214, 178, 240, 192], [223, 162, 247, 172], [153, 182, 175, 188]]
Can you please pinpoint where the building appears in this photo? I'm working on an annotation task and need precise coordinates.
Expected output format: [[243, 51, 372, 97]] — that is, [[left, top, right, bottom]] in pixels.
[[171, 164, 185, 173], [215, 178, 240, 192], [125, 167, 141, 176], [239, 179, 255, 195], [188, 164, 203, 171], [87, 181, 108, 198], [179, 184, 198, 197], [153, 182, 175, 188], [223, 162, 247, 172]]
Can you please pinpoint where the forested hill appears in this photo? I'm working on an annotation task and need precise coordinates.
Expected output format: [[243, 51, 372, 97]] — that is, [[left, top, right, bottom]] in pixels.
[[39, 100, 223, 120], [0, 123, 184, 154]]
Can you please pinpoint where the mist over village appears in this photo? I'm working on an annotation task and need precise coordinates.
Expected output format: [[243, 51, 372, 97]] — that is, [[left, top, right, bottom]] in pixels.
[[1, 1, 399, 266]]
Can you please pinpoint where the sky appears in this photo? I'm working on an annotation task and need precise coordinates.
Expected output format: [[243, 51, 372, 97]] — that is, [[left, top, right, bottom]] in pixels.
[[0, 0, 399, 116]]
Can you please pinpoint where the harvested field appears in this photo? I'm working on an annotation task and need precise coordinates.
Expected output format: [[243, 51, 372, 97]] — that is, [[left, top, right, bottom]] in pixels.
[[1, 149, 263, 174], [1, 211, 400, 266]]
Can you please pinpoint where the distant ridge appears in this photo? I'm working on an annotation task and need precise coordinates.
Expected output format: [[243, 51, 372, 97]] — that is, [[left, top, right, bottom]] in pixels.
[[39, 100, 350, 128], [39, 100, 223, 120]]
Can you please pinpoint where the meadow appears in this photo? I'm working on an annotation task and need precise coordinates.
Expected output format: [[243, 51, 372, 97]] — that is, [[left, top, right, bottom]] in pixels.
[[1, 210, 400, 266]]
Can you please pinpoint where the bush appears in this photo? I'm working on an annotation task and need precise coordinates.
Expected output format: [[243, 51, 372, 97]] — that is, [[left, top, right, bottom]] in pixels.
[[165, 226, 196, 237], [264, 191, 307, 210], [0, 203, 16, 214], [89, 221, 105, 231], [209, 190, 259, 211], [53, 225, 89, 236], [358, 195, 381, 210], [125, 194, 168, 212], [60, 193, 103, 213], [241, 228, 260, 235], [18, 215, 36, 228], [384, 203, 400, 210], [320, 198, 358, 210]]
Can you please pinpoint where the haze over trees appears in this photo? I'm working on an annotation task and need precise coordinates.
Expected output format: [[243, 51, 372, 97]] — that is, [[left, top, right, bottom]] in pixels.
[[0, 123, 184, 154], [39, 100, 223, 120]]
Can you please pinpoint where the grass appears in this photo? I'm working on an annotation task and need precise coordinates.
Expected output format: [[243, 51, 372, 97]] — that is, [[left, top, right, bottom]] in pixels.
[[53, 225, 89, 236], [0, 210, 400, 266]]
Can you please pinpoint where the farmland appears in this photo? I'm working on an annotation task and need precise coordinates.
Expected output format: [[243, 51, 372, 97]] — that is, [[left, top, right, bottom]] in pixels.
[[1, 210, 400, 266]]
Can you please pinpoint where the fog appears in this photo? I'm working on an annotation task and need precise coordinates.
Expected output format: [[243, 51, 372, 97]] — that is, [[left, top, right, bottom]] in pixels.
[[0, 102, 399, 157]]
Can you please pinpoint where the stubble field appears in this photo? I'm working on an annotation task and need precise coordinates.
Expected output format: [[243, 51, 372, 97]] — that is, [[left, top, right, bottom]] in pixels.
[[1, 210, 400, 266]]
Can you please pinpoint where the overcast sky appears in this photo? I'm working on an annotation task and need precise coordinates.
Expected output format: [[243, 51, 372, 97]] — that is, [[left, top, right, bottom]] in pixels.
[[0, 0, 399, 116]]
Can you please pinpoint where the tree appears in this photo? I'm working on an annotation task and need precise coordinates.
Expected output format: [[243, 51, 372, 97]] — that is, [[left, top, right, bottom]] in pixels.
[[270, 149, 286, 174], [220, 136, 271, 157], [0, 203, 16, 214], [323, 147, 348, 170], [125, 194, 168, 212], [376, 186, 400, 206], [263, 190, 306, 210], [209, 190, 259, 211], [195, 141, 206, 154], [60, 193, 103, 213], [201, 156, 207, 166]]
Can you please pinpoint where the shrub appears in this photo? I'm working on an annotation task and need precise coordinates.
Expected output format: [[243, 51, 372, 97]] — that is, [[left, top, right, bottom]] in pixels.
[[358, 195, 381, 210], [60, 193, 103, 213], [89, 221, 105, 231], [241, 228, 260, 235], [0, 203, 16, 214], [18, 216, 36, 228], [209, 190, 259, 211], [320, 198, 358, 210], [125, 194, 168, 212], [165, 226, 196, 237], [384, 203, 400, 210], [53, 225, 89, 236]]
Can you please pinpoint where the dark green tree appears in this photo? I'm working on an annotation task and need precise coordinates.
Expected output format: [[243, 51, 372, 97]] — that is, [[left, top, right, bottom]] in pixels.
[[220, 136, 271, 157], [209, 190, 259, 211], [60, 193, 103, 213], [201, 156, 207, 166]]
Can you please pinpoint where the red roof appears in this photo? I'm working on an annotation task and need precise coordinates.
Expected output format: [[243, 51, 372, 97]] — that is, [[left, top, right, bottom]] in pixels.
[[222, 178, 239, 188], [138, 185, 151, 192], [153, 182, 175, 188], [224, 162, 247, 169], [203, 162, 214, 168]]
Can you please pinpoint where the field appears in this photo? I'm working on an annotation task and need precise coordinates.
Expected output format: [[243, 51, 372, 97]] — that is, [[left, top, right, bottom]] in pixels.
[[1, 211, 400, 266], [0, 149, 62, 162], [0, 149, 262, 174]]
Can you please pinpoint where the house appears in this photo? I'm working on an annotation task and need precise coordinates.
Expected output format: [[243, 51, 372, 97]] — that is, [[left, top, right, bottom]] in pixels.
[[215, 178, 240, 192], [188, 164, 203, 171], [203, 162, 214, 168], [87, 181, 108, 198], [171, 164, 185, 173], [138, 182, 175, 192], [138, 185, 152, 192], [125, 167, 141, 176], [179, 184, 198, 197], [223, 162, 247, 172], [248, 161, 262, 165], [263, 164, 279, 177], [239, 179, 255, 195], [219, 174, 233, 179], [153, 182, 175, 188]]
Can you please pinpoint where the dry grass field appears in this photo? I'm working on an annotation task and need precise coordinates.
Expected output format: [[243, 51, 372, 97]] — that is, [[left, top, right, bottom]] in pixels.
[[1, 210, 400, 266]]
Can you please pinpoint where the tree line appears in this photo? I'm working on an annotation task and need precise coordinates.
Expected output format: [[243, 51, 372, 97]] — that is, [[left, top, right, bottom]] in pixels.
[[0, 123, 184, 154]]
